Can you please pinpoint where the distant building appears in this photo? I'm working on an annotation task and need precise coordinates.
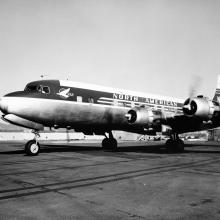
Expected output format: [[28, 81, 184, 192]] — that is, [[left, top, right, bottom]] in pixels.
[[208, 128, 220, 141]]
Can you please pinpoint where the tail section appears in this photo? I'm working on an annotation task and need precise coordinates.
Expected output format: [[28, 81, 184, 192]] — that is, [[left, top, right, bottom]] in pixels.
[[213, 75, 220, 103]]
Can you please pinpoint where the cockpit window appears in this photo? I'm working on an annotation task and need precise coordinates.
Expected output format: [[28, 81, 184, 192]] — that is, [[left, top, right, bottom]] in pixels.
[[42, 86, 50, 94], [25, 85, 50, 94], [37, 85, 42, 92], [25, 85, 38, 92]]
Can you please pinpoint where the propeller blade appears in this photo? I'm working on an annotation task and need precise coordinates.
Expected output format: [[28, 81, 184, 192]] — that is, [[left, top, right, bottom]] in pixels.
[[189, 75, 202, 100]]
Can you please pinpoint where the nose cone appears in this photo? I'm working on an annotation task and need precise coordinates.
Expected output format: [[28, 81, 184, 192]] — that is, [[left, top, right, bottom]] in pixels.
[[0, 97, 8, 114]]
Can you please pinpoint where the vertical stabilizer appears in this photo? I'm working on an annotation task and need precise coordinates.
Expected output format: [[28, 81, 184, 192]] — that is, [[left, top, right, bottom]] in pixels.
[[213, 75, 220, 103]]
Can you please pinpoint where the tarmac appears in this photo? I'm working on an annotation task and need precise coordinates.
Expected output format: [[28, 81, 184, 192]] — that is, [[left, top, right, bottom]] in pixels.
[[0, 140, 220, 220]]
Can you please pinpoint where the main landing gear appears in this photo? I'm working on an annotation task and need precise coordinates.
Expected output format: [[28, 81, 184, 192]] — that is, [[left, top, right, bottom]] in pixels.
[[25, 130, 41, 156], [102, 131, 118, 151], [166, 133, 184, 152]]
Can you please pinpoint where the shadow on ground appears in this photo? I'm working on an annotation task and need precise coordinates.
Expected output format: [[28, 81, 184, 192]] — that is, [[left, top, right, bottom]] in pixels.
[[0, 141, 220, 155]]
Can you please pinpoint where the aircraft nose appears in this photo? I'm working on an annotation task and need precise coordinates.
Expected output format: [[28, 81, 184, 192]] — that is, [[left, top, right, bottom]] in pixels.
[[0, 97, 8, 114]]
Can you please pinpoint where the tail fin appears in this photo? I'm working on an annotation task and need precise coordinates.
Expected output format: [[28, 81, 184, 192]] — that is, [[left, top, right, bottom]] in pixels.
[[213, 75, 220, 103]]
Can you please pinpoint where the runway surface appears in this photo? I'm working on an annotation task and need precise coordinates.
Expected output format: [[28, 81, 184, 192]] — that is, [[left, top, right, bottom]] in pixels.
[[0, 140, 220, 220]]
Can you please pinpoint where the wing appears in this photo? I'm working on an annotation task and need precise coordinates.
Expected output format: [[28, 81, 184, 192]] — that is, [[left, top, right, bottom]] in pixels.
[[164, 96, 220, 134], [165, 114, 213, 134], [125, 96, 220, 135]]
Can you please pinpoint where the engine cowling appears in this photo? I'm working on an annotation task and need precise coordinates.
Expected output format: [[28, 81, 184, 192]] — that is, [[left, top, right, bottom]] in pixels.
[[125, 107, 163, 126], [183, 96, 220, 119]]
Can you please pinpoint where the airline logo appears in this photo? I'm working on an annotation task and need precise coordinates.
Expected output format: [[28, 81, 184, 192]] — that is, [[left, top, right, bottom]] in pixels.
[[57, 88, 74, 98]]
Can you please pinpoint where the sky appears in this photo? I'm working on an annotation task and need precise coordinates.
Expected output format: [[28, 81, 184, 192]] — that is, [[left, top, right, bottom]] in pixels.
[[0, 0, 220, 99]]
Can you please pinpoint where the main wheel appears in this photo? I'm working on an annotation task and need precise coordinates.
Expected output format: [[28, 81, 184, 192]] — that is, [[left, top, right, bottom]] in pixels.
[[110, 138, 118, 151], [102, 138, 109, 149], [102, 138, 118, 151], [25, 140, 40, 156], [166, 139, 175, 150], [176, 139, 184, 152], [166, 139, 184, 152]]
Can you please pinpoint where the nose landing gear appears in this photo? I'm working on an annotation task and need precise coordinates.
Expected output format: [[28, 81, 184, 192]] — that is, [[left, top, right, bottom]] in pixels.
[[25, 130, 40, 156]]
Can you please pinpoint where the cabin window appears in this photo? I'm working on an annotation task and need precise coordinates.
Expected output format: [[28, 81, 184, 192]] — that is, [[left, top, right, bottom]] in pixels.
[[77, 96, 82, 102], [88, 97, 94, 103]]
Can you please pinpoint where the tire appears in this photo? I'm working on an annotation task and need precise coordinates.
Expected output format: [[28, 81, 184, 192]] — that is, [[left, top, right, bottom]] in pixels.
[[25, 140, 40, 156], [166, 139, 176, 152], [110, 138, 118, 151], [166, 139, 174, 148], [102, 138, 109, 149], [166, 139, 184, 153], [176, 139, 185, 152], [102, 138, 118, 151]]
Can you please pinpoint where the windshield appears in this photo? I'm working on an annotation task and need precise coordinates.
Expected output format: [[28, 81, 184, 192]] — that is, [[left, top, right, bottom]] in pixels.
[[25, 84, 50, 94]]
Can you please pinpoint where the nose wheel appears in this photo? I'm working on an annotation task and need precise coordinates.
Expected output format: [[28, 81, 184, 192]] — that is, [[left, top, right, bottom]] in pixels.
[[25, 130, 40, 156], [25, 140, 40, 156]]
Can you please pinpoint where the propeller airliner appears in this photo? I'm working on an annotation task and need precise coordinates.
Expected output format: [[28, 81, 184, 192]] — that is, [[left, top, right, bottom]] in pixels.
[[0, 77, 220, 155]]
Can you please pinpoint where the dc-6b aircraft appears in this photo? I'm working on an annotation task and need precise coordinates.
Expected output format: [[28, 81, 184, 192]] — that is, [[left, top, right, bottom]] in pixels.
[[0, 77, 220, 156]]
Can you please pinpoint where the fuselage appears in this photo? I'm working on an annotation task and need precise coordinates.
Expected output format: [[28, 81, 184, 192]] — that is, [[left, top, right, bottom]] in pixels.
[[0, 80, 184, 134]]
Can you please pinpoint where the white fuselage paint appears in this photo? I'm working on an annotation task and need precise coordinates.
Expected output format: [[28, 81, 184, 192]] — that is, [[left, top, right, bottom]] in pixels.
[[1, 97, 131, 129]]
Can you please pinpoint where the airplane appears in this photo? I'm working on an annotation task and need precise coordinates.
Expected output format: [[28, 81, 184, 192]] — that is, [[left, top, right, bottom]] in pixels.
[[0, 76, 220, 156]]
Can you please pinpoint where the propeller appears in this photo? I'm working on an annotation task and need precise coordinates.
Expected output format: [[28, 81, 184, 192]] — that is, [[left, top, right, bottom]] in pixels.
[[189, 75, 202, 100], [183, 75, 202, 114]]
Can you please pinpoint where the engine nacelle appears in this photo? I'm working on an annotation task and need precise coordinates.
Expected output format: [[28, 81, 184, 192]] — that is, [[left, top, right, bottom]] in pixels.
[[183, 97, 220, 119], [125, 107, 163, 127]]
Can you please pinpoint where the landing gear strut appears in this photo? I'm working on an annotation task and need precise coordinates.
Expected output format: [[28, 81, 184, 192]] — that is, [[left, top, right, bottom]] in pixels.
[[102, 131, 118, 151], [25, 130, 41, 156], [166, 133, 184, 152]]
